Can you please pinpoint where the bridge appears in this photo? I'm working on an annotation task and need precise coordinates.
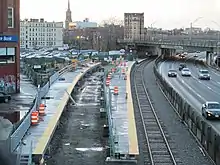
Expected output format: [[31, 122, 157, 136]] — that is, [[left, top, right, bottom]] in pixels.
[[117, 38, 219, 51]]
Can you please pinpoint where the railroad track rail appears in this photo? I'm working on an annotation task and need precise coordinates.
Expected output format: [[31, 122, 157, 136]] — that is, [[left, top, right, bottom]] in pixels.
[[133, 59, 182, 165]]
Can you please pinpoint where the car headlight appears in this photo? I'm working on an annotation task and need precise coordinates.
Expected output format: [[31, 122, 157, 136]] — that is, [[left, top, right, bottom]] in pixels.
[[207, 111, 212, 114]]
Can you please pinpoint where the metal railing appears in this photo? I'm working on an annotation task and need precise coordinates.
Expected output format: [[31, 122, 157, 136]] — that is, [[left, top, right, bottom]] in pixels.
[[104, 68, 117, 157], [117, 39, 218, 48], [10, 64, 73, 153]]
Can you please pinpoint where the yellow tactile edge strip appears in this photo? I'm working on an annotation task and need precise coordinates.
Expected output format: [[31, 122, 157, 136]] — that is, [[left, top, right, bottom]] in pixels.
[[127, 62, 139, 155]]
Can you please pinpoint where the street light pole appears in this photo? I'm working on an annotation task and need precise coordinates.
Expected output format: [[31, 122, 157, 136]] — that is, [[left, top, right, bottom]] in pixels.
[[76, 36, 81, 55], [150, 21, 157, 41]]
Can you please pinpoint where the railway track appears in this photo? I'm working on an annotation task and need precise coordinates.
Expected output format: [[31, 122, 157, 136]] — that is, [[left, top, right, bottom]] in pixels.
[[133, 59, 182, 165]]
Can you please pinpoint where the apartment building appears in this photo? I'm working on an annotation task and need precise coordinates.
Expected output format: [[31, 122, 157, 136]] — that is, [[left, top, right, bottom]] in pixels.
[[20, 18, 63, 49], [0, 0, 20, 94], [124, 13, 144, 41]]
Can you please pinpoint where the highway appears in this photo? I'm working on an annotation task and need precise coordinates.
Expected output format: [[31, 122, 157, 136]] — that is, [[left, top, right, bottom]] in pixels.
[[158, 56, 220, 133]]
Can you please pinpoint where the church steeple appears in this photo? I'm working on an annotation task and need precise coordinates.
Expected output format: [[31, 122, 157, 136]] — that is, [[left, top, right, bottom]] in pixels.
[[68, 0, 70, 10], [65, 0, 72, 29]]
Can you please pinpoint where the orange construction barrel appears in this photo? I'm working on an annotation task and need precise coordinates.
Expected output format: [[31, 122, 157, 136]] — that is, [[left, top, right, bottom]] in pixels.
[[111, 68, 115, 73], [106, 79, 110, 86], [113, 86, 119, 95], [39, 103, 46, 116], [31, 111, 39, 125], [107, 74, 111, 79]]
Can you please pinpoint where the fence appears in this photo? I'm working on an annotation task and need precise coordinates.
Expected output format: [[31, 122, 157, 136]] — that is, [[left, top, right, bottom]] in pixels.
[[153, 56, 220, 164], [9, 64, 73, 153], [104, 68, 116, 157]]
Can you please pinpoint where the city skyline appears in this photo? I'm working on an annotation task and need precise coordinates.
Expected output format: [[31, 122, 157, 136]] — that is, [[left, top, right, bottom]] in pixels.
[[21, 0, 220, 30]]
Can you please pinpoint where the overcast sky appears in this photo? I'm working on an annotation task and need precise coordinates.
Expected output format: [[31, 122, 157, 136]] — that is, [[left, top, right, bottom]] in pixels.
[[20, 0, 220, 30]]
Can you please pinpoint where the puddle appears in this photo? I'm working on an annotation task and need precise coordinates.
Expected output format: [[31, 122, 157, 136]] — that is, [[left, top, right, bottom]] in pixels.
[[81, 123, 90, 127], [75, 147, 104, 152]]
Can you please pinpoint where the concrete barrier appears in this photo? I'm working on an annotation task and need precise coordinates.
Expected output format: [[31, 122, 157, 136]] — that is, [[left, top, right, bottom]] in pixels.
[[154, 56, 220, 165]]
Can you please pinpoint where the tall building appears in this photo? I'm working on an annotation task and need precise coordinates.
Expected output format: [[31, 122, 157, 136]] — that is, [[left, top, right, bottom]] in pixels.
[[65, 0, 72, 29], [124, 13, 144, 41], [0, 0, 20, 94], [20, 18, 63, 49]]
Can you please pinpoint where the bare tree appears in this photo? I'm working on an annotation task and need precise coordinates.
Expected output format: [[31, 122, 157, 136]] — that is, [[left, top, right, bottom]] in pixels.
[[100, 16, 124, 26]]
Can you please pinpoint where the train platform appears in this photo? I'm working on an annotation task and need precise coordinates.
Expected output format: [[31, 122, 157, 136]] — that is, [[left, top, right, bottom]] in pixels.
[[0, 74, 37, 120], [19, 63, 100, 159], [107, 61, 139, 160]]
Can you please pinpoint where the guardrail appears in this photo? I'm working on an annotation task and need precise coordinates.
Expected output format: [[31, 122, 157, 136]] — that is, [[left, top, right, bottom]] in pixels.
[[10, 64, 73, 153], [117, 39, 218, 48], [153, 56, 220, 164]]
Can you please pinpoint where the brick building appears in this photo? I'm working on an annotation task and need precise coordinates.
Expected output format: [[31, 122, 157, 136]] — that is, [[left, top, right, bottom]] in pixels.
[[0, 0, 20, 94]]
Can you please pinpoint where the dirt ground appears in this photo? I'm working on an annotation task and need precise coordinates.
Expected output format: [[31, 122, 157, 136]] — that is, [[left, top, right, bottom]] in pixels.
[[47, 73, 107, 165]]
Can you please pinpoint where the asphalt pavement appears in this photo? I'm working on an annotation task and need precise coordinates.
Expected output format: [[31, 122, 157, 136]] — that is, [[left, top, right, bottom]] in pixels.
[[158, 58, 220, 134], [143, 61, 214, 165]]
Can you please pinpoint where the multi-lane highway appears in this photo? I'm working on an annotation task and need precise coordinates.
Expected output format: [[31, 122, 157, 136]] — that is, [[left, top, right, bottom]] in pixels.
[[158, 56, 220, 133]]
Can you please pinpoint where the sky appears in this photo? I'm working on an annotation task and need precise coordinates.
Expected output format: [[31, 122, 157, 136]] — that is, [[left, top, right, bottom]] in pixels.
[[20, 0, 220, 30]]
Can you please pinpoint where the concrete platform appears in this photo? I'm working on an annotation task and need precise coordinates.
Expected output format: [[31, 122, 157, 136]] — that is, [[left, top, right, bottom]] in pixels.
[[108, 61, 139, 159], [19, 63, 100, 158]]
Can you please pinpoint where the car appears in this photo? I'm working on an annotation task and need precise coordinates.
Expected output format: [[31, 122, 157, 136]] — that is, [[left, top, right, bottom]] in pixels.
[[0, 92, 11, 103], [168, 69, 177, 77], [194, 54, 198, 57], [198, 69, 210, 80], [181, 68, 191, 76], [179, 63, 186, 71], [202, 101, 220, 119]]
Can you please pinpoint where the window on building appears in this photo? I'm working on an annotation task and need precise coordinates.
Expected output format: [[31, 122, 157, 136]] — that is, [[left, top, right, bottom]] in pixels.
[[7, 48, 15, 55], [0, 48, 6, 55], [0, 48, 16, 64], [8, 7, 14, 28]]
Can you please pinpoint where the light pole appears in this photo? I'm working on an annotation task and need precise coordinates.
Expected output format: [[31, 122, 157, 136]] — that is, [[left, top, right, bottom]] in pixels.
[[98, 35, 102, 52], [150, 21, 157, 40], [76, 36, 83, 55], [189, 17, 203, 41]]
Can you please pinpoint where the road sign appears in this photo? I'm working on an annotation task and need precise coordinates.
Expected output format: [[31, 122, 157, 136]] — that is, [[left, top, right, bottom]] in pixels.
[[0, 35, 18, 42]]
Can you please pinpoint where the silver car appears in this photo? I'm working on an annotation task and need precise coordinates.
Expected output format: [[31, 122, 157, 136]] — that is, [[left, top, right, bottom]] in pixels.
[[202, 101, 220, 119], [181, 68, 191, 76], [198, 69, 210, 80]]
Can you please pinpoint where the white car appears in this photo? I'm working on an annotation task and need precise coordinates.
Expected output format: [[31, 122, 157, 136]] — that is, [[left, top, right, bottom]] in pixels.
[[181, 68, 191, 76], [198, 69, 210, 80]]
